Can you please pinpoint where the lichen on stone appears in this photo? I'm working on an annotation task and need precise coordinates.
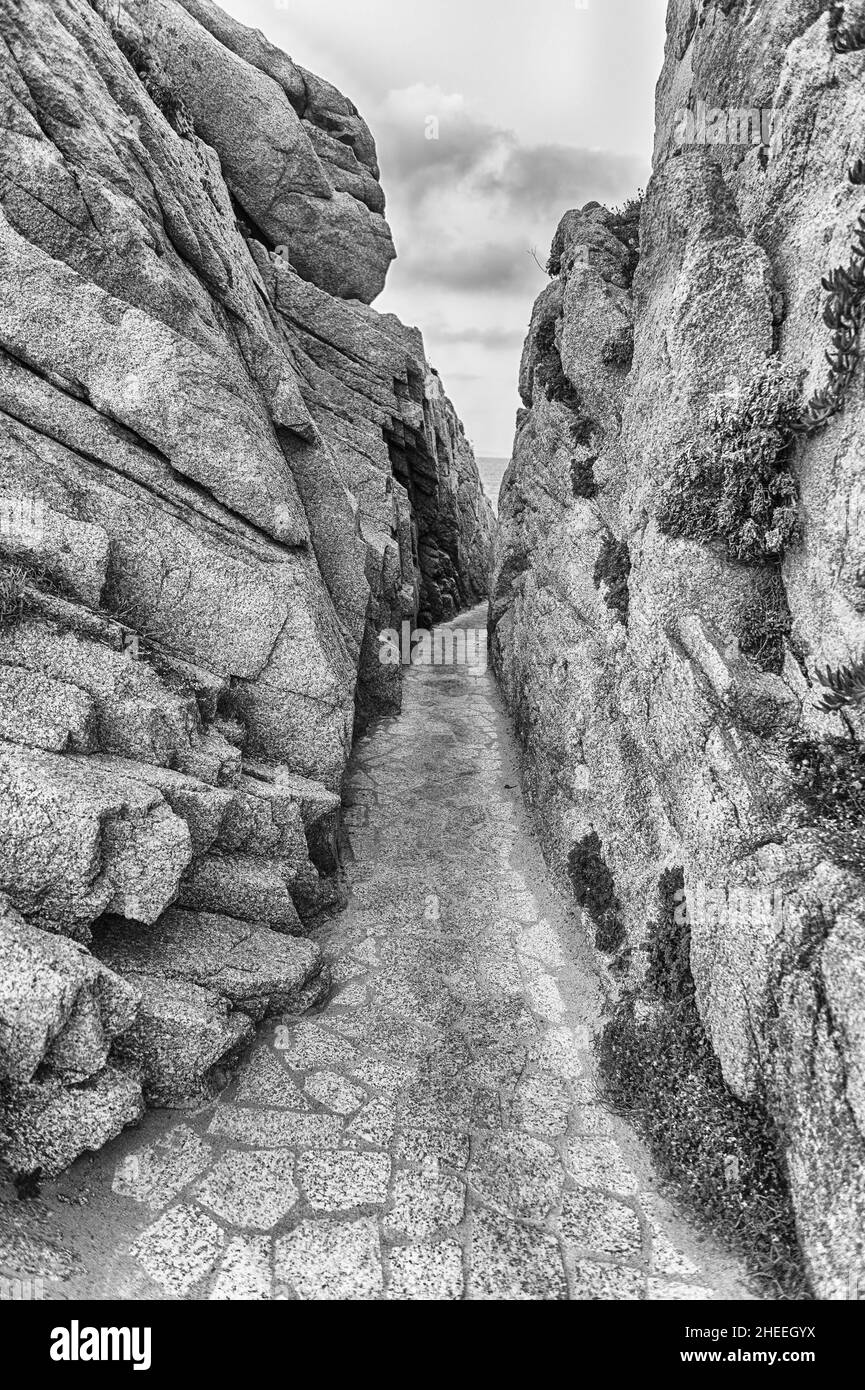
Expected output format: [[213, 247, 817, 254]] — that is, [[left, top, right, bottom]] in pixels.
[[657, 358, 803, 564]]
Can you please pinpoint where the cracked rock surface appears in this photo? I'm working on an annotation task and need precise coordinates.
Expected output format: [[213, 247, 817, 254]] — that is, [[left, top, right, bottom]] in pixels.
[[0, 612, 753, 1300], [0, 0, 493, 1174], [490, 0, 865, 1296]]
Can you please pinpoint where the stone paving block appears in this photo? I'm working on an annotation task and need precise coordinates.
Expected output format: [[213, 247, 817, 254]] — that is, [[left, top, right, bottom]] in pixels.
[[573, 1104, 613, 1136], [298, 1151, 391, 1211], [327, 1004, 431, 1058], [499, 889, 540, 922], [387, 1240, 464, 1300], [351, 938, 380, 967], [209, 1235, 272, 1300], [349, 1058, 417, 1094], [329, 957, 367, 985], [303, 1070, 366, 1114], [112, 1124, 212, 1210], [477, 953, 524, 995], [402, 1077, 501, 1132], [275, 1020, 360, 1070], [526, 973, 567, 1022], [208, 1106, 342, 1149], [470, 1132, 564, 1220], [343, 1099, 397, 1149], [571, 1259, 646, 1300], [561, 1189, 643, 1260], [234, 1049, 312, 1109], [469, 1209, 567, 1300], [193, 1151, 299, 1230], [396, 1128, 472, 1171], [533, 1026, 587, 1080], [333, 977, 369, 1007], [130, 1205, 224, 1296], [510, 1075, 571, 1137], [649, 1222, 701, 1278], [384, 1173, 466, 1240], [275, 1218, 382, 1299], [565, 1138, 640, 1195], [459, 996, 538, 1050], [516, 921, 566, 968], [647, 1278, 713, 1300]]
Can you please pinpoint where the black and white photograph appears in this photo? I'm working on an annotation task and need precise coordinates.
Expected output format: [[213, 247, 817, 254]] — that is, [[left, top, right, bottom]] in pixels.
[[0, 0, 863, 1349]]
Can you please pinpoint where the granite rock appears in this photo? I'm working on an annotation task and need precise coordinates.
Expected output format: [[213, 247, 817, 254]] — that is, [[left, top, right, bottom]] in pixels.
[[491, 2, 865, 1297]]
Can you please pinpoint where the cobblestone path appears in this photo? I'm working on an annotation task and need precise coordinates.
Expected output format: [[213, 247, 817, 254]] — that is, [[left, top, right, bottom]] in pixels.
[[0, 608, 752, 1300]]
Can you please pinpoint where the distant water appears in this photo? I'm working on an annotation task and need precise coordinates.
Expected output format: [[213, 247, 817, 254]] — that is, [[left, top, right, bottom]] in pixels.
[[477, 456, 510, 514]]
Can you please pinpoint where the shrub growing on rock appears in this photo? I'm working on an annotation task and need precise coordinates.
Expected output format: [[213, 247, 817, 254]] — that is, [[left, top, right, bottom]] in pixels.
[[0, 565, 30, 627], [602, 326, 634, 370], [0, 559, 69, 624], [644, 867, 692, 1002], [534, 318, 582, 412], [567, 831, 626, 954], [593, 533, 631, 624], [738, 579, 793, 675], [570, 454, 598, 499], [144, 78, 196, 139], [608, 192, 643, 287], [108, 17, 195, 139], [596, 869, 809, 1298], [657, 359, 803, 564], [789, 736, 865, 869], [546, 232, 565, 278]]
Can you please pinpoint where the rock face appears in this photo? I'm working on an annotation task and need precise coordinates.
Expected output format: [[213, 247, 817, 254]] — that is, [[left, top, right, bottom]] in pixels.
[[491, 0, 865, 1297], [0, 0, 493, 1174]]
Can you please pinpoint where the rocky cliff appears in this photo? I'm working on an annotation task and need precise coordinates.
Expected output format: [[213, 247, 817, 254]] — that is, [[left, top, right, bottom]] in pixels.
[[491, 0, 865, 1297], [0, 0, 493, 1178]]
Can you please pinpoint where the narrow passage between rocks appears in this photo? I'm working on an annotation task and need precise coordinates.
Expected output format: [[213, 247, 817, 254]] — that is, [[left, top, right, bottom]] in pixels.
[[6, 608, 753, 1301]]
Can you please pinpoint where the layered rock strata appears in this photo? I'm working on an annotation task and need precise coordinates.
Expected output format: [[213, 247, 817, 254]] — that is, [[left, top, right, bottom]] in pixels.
[[0, 0, 493, 1175]]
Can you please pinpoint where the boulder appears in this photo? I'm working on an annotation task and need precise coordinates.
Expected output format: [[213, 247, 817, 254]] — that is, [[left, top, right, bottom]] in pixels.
[[0, 896, 139, 1085]]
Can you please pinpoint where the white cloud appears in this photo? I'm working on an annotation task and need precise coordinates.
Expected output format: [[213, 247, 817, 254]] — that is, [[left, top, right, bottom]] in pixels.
[[220, 0, 664, 453]]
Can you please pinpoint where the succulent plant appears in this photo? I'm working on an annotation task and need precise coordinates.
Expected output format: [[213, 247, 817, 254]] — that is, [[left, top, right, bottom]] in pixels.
[[815, 655, 865, 714], [797, 160, 865, 432]]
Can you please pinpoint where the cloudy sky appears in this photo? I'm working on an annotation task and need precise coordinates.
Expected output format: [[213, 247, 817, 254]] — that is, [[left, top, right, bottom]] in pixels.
[[222, 0, 667, 462]]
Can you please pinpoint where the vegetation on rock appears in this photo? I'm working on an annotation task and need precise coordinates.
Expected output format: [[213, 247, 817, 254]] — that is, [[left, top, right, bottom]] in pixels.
[[797, 159, 865, 431], [0, 558, 72, 625], [0, 565, 31, 627], [534, 318, 582, 412], [657, 359, 802, 564], [815, 653, 865, 716], [828, 2, 865, 53], [790, 736, 865, 869], [109, 20, 195, 138], [593, 533, 631, 624], [570, 452, 598, 499], [596, 867, 810, 1299], [567, 831, 626, 954], [602, 325, 635, 370], [738, 576, 793, 674], [608, 192, 643, 288]]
